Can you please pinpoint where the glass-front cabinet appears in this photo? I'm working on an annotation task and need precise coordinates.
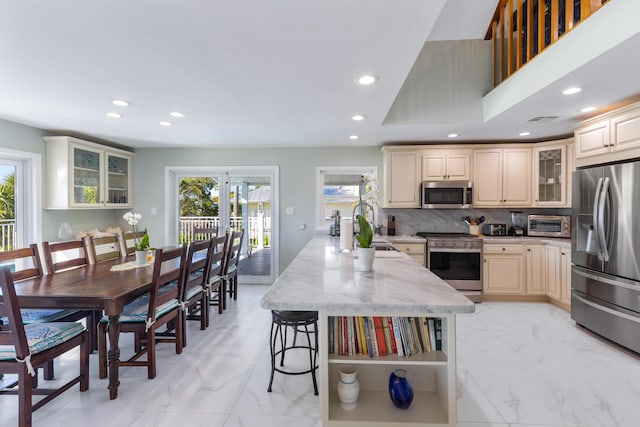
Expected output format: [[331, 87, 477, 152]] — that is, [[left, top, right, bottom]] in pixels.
[[533, 143, 567, 206], [45, 136, 133, 209]]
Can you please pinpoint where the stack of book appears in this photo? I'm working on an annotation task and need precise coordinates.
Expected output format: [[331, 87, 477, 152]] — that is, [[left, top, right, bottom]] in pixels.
[[328, 316, 442, 358]]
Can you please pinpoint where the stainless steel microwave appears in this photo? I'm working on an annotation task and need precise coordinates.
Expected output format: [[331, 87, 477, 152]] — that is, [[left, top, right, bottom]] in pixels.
[[420, 181, 473, 209], [527, 215, 571, 238]]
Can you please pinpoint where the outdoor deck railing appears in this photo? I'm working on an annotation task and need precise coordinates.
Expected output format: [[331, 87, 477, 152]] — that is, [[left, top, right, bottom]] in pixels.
[[179, 216, 271, 248], [0, 219, 16, 251]]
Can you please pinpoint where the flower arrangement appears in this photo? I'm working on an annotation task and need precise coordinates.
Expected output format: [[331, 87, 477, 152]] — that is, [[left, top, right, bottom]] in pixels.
[[354, 214, 373, 249], [361, 173, 380, 208], [123, 211, 149, 251]]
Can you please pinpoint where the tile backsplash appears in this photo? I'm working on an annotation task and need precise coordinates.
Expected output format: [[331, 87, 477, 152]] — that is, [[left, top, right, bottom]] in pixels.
[[380, 208, 571, 236]]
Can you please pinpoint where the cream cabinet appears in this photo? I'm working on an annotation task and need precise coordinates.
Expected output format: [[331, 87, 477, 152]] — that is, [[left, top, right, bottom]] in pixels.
[[545, 245, 562, 302], [473, 148, 531, 207], [483, 243, 525, 295], [525, 245, 546, 295], [575, 101, 640, 166], [421, 149, 471, 181], [392, 241, 425, 266], [533, 142, 569, 207], [44, 136, 133, 209], [559, 247, 572, 306], [382, 149, 420, 208]]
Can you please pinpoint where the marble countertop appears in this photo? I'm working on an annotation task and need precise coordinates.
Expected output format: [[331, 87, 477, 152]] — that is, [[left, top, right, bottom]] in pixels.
[[261, 236, 474, 315], [481, 236, 571, 247]]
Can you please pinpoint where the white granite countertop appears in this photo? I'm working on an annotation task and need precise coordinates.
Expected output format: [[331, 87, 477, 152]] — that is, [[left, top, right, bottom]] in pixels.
[[261, 236, 474, 315], [382, 235, 426, 243], [480, 236, 571, 248]]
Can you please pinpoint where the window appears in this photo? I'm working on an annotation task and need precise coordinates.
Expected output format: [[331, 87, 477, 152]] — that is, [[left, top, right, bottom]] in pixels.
[[315, 166, 377, 230]]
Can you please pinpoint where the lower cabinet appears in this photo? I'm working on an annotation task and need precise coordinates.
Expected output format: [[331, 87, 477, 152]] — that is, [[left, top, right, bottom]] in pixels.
[[525, 245, 546, 295], [559, 248, 572, 306], [483, 244, 525, 295], [546, 245, 561, 301], [393, 242, 426, 266], [321, 314, 457, 426]]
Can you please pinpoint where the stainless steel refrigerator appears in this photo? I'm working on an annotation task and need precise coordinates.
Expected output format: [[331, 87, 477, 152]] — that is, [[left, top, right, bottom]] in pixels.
[[572, 160, 640, 354]]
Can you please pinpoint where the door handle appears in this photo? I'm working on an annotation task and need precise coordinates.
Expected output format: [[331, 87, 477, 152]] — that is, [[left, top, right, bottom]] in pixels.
[[597, 176, 610, 262], [592, 177, 603, 261]]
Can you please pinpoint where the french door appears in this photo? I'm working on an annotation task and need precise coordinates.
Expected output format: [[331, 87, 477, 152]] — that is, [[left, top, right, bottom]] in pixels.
[[167, 166, 278, 284]]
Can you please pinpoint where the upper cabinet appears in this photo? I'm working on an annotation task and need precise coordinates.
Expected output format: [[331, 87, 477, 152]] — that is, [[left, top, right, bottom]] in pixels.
[[44, 136, 134, 209], [575, 101, 640, 167], [382, 148, 420, 208], [421, 148, 471, 181], [473, 147, 531, 207], [533, 140, 571, 207]]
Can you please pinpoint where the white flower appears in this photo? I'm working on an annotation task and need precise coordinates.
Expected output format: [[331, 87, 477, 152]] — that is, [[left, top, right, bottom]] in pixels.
[[123, 211, 142, 226]]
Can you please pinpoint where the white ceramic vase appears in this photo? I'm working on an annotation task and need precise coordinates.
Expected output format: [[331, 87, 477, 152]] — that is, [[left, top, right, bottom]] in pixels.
[[358, 247, 375, 272], [135, 250, 147, 266], [337, 367, 359, 410]]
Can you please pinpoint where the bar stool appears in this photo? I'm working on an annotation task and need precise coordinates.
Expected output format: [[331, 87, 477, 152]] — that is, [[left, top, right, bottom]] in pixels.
[[268, 310, 319, 395]]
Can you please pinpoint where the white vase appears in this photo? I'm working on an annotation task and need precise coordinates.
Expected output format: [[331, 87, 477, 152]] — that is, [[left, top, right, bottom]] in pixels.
[[337, 367, 359, 410], [135, 250, 147, 265], [358, 247, 375, 272]]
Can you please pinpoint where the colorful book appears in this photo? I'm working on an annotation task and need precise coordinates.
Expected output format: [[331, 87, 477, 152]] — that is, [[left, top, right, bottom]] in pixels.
[[435, 318, 443, 351], [382, 317, 393, 354], [328, 316, 334, 354], [413, 317, 425, 353], [428, 318, 437, 352], [401, 317, 415, 356], [358, 317, 368, 355], [368, 316, 379, 356], [347, 316, 355, 355], [420, 317, 432, 352], [373, 317, 387, 356], [334, 316, 340, 354], [362, 317, 373, 358], [343, 316, 349, 356], [353, 317, 361, 354], [391, 317, 404, 357], [387, 317, 398, 355]]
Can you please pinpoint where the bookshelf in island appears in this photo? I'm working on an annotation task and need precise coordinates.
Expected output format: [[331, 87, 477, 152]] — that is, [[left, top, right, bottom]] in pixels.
[[261, 236, 474, 427]]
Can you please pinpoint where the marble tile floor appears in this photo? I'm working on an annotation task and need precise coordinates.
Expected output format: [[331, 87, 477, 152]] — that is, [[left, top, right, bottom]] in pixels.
[[2, 285, 639, 427]]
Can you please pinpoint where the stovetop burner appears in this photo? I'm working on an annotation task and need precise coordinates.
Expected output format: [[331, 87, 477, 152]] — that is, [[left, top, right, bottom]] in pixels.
[[415, 232, 477, 238]]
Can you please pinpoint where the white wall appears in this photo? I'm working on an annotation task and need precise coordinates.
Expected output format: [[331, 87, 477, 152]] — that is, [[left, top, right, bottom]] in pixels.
[[132, 146, 382, 272]]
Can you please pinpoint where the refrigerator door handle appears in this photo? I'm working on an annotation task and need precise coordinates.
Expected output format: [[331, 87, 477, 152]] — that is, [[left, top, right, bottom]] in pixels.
[[592, 177, 603, 260], [598, 177, 610, 262]]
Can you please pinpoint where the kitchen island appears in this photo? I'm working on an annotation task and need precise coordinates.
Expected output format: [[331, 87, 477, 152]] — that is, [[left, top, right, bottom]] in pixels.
[[261, 236, 474, 427]]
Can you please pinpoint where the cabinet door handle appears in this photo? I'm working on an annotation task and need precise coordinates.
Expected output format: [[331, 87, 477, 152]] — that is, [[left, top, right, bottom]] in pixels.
[[502, 247, 506, 251], [561, 252, 565, 256], [527, 248, 531, 252]]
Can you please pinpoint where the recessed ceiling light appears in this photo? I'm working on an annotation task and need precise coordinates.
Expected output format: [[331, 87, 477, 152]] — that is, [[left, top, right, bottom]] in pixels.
[[356, 74, 378, 85], [447, 133, 459, 138], [562, 87, 582, 95], [159, 121, 172, 127], [352, 114, 366, 121], [349, 135, 359, 140], [106, 112, 122, 118], [519, 131, 531, 136], [111, 99, 129, 107], [170, 111, 186, 118], [581, 106, 597, 112]]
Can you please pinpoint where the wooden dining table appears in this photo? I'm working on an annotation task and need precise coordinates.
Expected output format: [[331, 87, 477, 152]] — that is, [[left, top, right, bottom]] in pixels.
[[10, 256, 154, 400]]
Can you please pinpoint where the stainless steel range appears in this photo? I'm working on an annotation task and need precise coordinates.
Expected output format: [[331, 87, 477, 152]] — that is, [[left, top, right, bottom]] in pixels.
[[416, 232, 483, 302]]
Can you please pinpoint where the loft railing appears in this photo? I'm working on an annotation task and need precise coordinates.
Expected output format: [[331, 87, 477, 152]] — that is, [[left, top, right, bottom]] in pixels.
[[488, 0, 611, 87], [0, 219, 16, 251]]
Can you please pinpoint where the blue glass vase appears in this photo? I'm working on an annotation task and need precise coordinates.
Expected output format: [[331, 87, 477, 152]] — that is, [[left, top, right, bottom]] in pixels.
[[388, 368, 413, 409]]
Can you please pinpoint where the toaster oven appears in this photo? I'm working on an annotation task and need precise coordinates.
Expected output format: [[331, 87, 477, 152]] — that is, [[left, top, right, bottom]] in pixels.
[[527, 215, 570, 238]]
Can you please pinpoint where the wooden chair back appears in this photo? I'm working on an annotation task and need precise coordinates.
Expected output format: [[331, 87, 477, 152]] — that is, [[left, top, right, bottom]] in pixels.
[[207, 234, 229, 282], [122, 229, 148, 256], [0, 268, 29, 359], [89, 235, 122, 263], [147, 246, 187, 324], [227, 229, 245, 271], [0, 244, 43, 282], [42, 239, 90, 273], [182, 239, 212, 303], [193, 227, 218, 242]]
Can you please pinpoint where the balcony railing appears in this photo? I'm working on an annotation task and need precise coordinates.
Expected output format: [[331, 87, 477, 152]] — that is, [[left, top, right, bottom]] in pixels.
[[489, 0, 610, 87], [179, 216, 272, 251], [0, 219, 15, 252]]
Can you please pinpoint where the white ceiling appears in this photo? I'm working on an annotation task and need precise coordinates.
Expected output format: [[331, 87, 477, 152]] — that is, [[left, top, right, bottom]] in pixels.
[[0, 0, 637, 149]]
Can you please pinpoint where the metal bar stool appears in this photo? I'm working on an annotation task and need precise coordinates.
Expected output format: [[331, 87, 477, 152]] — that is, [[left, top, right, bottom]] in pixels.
[[268, 310, 318, 395]]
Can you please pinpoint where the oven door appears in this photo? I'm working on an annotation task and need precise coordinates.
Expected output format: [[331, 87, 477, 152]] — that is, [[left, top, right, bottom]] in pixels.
[[427, 247, 482, 292]]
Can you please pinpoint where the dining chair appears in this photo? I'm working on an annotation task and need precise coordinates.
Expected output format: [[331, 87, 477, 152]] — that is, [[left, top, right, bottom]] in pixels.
[[97, 246, 187, 380], [41, 239, 99, 351], [89, 234, 123, 263], [206, 233, 229, 315], [193, 226, 218, 242], [0, 268, 90, 427], [0, 244, 91, 379], [179, 239, 213, 346], [225, 229, 245, 301], [121, 228, 148, 256]]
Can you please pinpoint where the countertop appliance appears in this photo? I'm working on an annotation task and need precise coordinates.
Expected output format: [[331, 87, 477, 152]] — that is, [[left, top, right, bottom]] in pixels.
[[420, 181, 472, 209], [572, 160, 640, 354], [508, 211, 526, 236], [416, 232, 482, 302], [528, 215, 570, 238], [482, 223, 507, 236]]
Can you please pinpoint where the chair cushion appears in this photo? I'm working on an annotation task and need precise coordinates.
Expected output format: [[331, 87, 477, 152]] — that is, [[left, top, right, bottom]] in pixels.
[[185, 285, 204, 300], [1, 309, 77, 326], [0, 322, 85, 360], [100, 294, 179, 323]]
